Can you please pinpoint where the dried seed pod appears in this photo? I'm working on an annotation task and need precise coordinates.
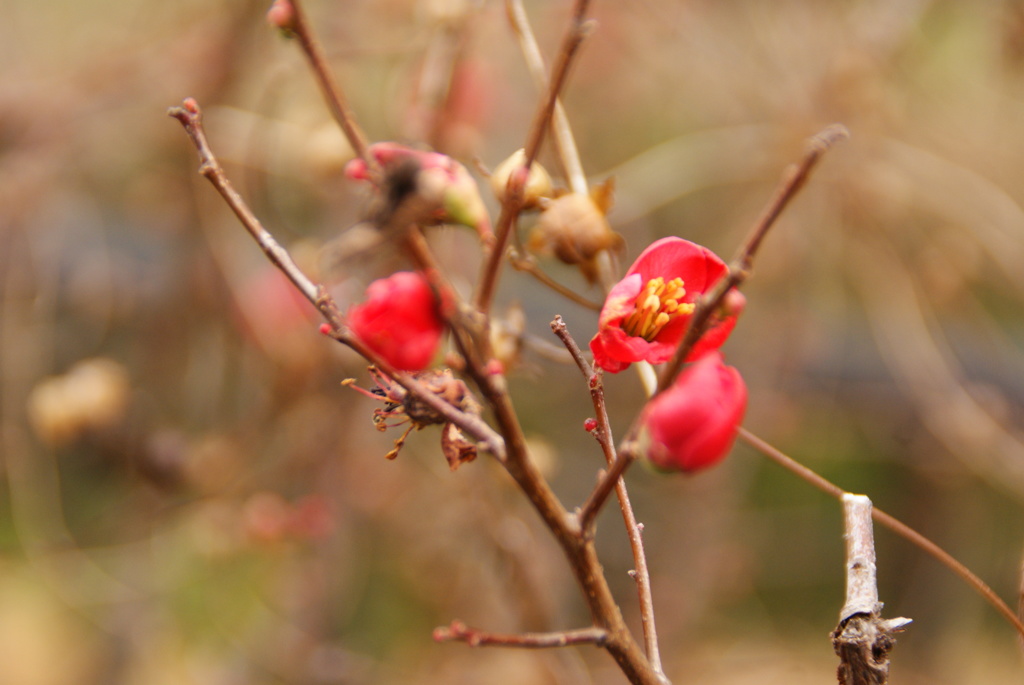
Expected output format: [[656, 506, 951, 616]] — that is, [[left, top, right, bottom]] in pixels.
[[527, 191, 624, 284]]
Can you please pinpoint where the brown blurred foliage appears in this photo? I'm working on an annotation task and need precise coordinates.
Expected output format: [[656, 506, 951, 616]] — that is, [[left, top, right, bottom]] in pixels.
[[3, 0, 1024, 683]]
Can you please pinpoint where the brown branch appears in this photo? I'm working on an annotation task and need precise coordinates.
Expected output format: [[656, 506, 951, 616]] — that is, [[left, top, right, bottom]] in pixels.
[[655, 124, 849, 393], [832, 494, 911, 685], [169, 99, 328, 313], [474, 0, 594, 314], [287, 0, 372, 169], [738, 426, 1024, 640], [434, 620, 608, 649], [551, 316, 665, 678], [168, 98, 504, 459]]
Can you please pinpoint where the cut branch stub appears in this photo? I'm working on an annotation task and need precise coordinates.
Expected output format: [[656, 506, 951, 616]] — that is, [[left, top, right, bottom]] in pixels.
[[832, 494, 911, 685]]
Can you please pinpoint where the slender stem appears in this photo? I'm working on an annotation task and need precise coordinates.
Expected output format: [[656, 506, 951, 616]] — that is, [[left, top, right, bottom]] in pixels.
[[738, 427, 1024, 639], [506, 0, 588, 195], [551, 316, 665, 678], [579, 445, 635, 531], [168, 99, 504, 458], [655, 124, 849, 393], [511, 251, 603, 311], [434, 620, 608, 648], [475, 0, 594, 314], [288, 0, 372, 168], [169, 100, 325, 311]]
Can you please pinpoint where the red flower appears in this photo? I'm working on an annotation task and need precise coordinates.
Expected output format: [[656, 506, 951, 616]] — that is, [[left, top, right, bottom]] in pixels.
[[639, 352, 747, 473], [348, 271, 444, 371], [589, 237, 743, 373]]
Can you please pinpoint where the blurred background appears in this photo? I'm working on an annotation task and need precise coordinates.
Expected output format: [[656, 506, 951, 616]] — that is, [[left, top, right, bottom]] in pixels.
[[3, 0, 1024, 683]]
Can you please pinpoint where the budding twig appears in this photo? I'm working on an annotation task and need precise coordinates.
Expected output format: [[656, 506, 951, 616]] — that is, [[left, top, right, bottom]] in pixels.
[[656, 124, 849, 393], [739, 426, 1024, 640], [551, 316, 665, 677]]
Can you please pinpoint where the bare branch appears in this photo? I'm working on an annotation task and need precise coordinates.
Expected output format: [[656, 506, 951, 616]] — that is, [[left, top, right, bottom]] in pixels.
[[511, 252, 603, 311], [551, 315, 665, 677], [288, 0, 372, 168], [434, 620, 608, 649], [506, 0, 588, 195], [169, 98, 329, 312], [475, 0, 594, 314]]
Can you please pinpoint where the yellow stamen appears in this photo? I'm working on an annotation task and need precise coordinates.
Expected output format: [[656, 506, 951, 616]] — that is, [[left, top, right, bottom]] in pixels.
[[621, 277, 695, 340]]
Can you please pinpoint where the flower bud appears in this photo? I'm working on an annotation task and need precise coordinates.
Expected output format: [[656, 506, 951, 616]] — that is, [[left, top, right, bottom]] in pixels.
[[348, 271, 444, 371], [639, 352, 747, 473], [344, 142, 492, 242], [489, 149, 553, 209], [266, 0, 296, 32]]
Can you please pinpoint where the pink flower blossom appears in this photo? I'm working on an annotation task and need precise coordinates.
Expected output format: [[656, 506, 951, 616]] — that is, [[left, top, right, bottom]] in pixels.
[[589, 237, 743, 373], [640, 352, 747, 473], [348, 271, 443, 371]]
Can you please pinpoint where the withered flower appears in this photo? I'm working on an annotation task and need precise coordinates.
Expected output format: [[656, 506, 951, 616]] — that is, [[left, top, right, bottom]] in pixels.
[[345, 367, 482, 470], [527, 184, 624, 284]]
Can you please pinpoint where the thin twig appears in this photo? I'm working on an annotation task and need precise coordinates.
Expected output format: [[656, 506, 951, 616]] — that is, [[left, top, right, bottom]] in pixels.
[[551, 316, 666, 678], [655, 124, 849, 393], [288, 0, 372, 168], [738, 426, 1024, 639], [511, 252, 603, 311], [169, 99, 327, 311], [434, 620, 608, 648], [168, 99, 504, 459], [475, 0, 594, 313], [506, 0, 588, 195]]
